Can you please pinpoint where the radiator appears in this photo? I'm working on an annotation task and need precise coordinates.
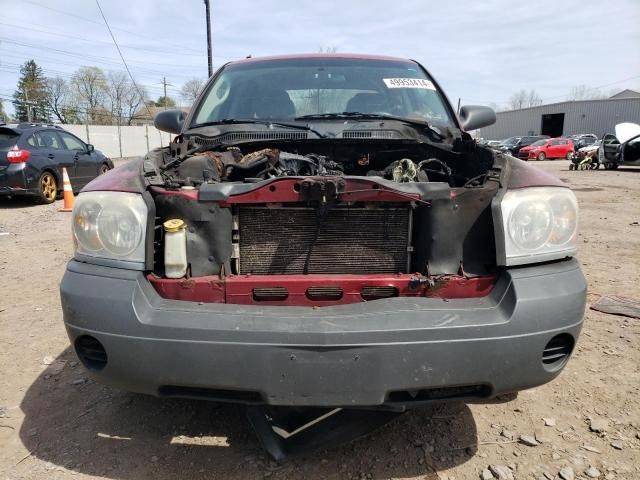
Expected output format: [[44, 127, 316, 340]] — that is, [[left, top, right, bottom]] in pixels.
[[238, 206, 411, 274]]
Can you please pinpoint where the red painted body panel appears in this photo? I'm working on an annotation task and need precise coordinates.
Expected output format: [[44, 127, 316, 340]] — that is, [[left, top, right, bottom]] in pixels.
[[148, 274, 496, 306], [228, 53, 414, 66], [149, 185, 199, 201], [81, 159, 144, 193], [218, 177, 421, 206], [505, 157, 568, 189]]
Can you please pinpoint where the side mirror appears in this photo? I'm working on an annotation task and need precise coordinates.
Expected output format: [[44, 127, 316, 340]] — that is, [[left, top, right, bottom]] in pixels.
[[459, 105, 496, 131], [154, 109, 186, 134], [86, 144, 95, 152]]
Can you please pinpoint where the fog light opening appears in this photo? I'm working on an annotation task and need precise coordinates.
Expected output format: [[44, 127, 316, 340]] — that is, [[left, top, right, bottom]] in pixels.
[[75, 335, 108, 371], [542, 333, 574, 372]]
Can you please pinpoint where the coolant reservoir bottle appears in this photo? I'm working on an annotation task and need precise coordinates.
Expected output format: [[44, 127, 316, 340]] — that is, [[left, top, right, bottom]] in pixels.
[[163, 219, 187, 278]]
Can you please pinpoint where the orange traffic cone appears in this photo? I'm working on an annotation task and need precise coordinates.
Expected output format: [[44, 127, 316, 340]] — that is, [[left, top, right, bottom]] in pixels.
[[59, 167, 75, 212]]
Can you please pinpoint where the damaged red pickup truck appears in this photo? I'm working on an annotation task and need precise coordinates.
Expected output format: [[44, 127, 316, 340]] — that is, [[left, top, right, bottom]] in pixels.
[[61, 54, 585, 453]]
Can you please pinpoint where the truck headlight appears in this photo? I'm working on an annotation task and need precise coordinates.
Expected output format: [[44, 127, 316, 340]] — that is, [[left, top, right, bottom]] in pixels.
[[73, 192, 147, 267], [496, 187, 578, 266]]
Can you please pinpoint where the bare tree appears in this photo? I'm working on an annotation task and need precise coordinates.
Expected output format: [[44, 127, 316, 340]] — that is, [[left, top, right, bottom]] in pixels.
[[0, 98, 9, 122], [71, 66, 108, 123], [508, 89, 543, 110], [567, 85, 606, 101], [527, 90, 543, 107], [508, 89, 528, 110], [44, 77, 78, 123], [106, 72, 147, 126], [180, 78, 204, 105]]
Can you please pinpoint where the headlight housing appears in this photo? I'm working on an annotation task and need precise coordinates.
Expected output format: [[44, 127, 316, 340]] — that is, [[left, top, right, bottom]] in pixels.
[[72, 191, 148, 268], [495, 187, 578, 266]]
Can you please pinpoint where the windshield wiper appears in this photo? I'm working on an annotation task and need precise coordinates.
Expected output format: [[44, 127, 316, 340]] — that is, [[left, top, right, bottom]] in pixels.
[[195, 119, 326, 139], [295, 112, 445, 140]]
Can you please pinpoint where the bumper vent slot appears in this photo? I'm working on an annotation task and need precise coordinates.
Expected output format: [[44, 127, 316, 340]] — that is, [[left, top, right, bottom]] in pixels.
[[306, 286, 344, 301], [159, 386, 263, 404], [542, 334, 574, 369], [252, 287, 288, 301], [387, 385, 490, 403], [75, 335, 108, 371], [361, 286, 399, 301], [239, 207, 410, 275]]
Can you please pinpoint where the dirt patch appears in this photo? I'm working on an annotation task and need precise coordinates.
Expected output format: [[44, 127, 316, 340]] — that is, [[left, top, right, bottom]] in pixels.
[[1, 160, 639, 480]]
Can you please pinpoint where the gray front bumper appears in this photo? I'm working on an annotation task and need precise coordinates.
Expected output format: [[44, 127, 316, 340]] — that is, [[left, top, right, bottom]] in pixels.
[[60, 259, 586, 407]]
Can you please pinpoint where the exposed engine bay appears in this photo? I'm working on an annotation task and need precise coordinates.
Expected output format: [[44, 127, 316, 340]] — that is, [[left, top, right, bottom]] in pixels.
[[145, 138, 502, 294], [156, 138, 496, 189]]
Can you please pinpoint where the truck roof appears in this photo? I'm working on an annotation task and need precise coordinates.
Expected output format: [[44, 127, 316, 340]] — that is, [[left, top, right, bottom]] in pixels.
[[228, 53, 414, 65]]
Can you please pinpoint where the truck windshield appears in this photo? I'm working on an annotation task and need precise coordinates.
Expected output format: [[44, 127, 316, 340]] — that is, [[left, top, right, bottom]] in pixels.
[[192, 57, 456, 129]]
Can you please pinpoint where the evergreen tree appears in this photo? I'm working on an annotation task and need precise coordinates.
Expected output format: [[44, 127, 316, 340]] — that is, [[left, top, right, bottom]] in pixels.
[[13, 60, 49, 123], [154, 95, 176, 108]]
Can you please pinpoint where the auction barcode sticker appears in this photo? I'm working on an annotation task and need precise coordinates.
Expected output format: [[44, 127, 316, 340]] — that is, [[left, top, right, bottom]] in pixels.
[[383, 78, 436, 90]]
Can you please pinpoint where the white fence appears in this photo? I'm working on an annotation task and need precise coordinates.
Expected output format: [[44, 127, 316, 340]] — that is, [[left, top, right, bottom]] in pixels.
[[61, 124, 174, 159]]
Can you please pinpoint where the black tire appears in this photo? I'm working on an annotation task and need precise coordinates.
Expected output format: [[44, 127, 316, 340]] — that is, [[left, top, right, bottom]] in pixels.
[[99, 163, 110, 175], [604, 162, 618, 170], [537, 152, 546, 161], [569, 163, 575, 170], [36, 171, 58, 204]]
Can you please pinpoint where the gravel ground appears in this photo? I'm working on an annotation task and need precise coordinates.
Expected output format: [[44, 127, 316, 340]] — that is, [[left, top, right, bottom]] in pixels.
[[0, 160, 639, 480]]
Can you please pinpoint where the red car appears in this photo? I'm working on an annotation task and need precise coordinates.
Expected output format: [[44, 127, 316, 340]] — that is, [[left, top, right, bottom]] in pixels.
[[518, 138, 575, 161]]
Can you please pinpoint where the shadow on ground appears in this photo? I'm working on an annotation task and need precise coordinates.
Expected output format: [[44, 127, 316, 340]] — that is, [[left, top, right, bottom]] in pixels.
[[19, 348, 480, 479], [0, 197, 44, 209]]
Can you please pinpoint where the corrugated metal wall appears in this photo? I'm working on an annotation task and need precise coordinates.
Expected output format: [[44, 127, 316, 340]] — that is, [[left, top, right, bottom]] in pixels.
[[479, 98, 640, 140]]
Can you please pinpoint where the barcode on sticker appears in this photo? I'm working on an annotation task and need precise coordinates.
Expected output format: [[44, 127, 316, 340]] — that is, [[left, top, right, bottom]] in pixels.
[[383, 78, 436, 90]]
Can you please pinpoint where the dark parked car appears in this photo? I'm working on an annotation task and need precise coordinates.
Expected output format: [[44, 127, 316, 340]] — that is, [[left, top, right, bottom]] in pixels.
[[498, 135, 550, 155], [570, 134, 598, 150], [61, 54, 585, 445], [0, 123, 113, 203]]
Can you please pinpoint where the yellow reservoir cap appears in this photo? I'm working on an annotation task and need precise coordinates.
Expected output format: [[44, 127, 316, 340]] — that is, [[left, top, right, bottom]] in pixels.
[[163, 219, 186, 233]]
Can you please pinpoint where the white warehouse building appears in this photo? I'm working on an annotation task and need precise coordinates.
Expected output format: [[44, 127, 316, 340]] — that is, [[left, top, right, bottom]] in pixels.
[[478, 90, 640, 140]]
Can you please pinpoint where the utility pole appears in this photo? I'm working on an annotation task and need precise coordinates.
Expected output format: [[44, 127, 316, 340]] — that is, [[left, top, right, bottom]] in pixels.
[[161, 77, 170, 110], [204, 0, 213, 77], [25, 90, 32, 123]]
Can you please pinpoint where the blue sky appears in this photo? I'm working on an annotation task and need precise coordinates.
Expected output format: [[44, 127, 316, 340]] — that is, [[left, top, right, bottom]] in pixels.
[[1, 0, 639, 116]]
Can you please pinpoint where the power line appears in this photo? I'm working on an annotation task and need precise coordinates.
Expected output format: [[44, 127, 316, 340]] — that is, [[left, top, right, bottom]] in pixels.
[[0, 54, 185, 89], [0, 21, 208, 58], [0, 38, 207, 72], [93, 0, 156, 124], [20, 0, 205, 55], [0, 65, 181, 97]]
